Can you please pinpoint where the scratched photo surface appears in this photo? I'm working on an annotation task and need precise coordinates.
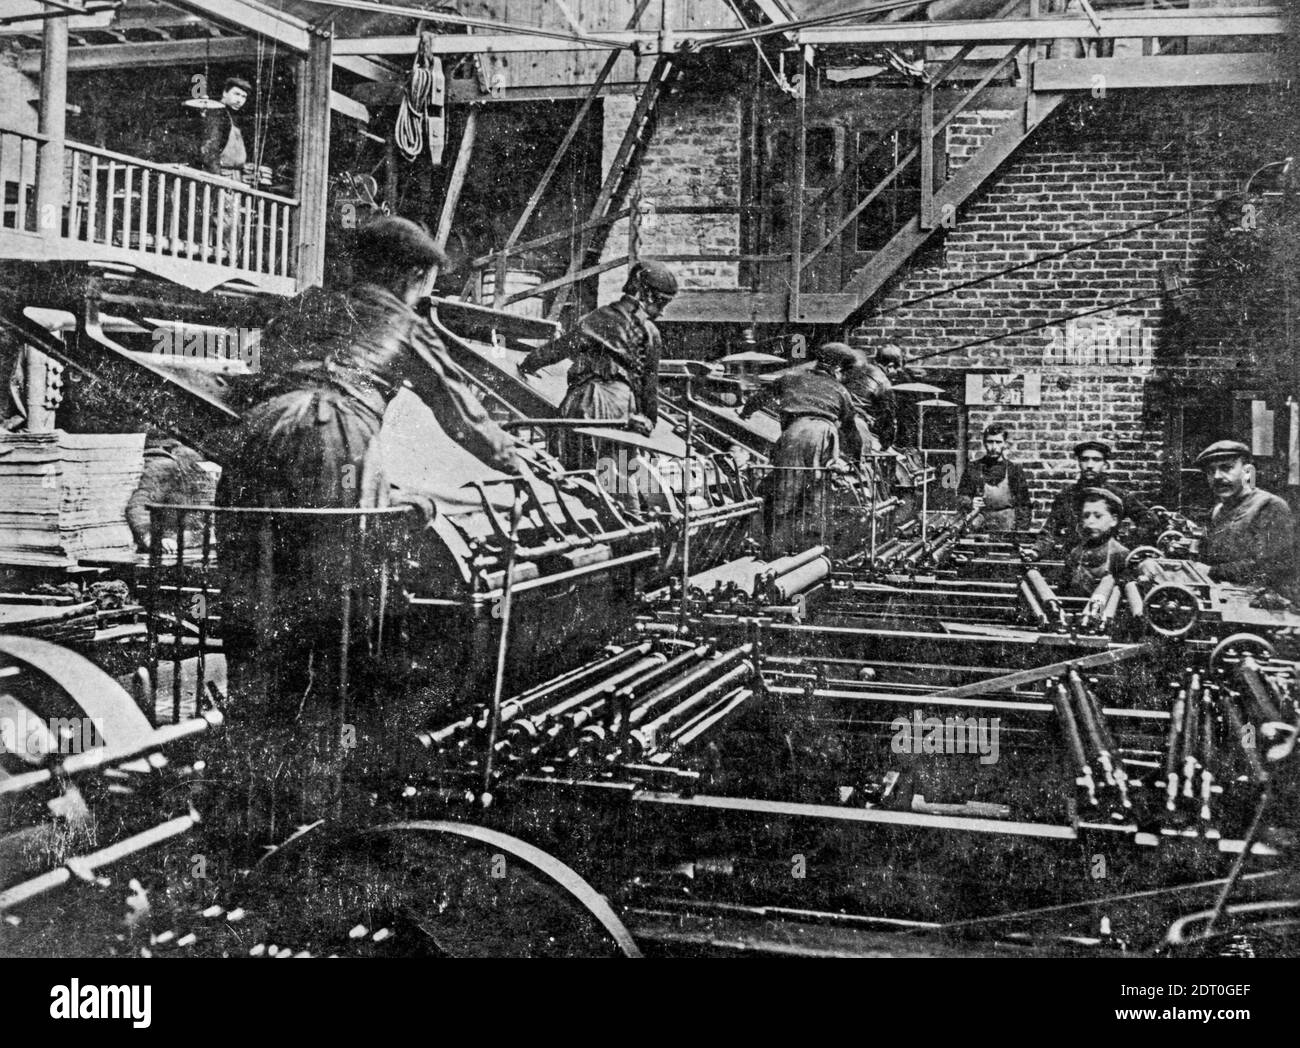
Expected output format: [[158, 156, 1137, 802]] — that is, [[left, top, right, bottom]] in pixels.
[[1, 0, 1298, 962]]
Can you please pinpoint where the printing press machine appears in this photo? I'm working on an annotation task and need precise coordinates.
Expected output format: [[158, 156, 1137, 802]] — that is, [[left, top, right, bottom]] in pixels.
[[1, 266, 1298, 957]]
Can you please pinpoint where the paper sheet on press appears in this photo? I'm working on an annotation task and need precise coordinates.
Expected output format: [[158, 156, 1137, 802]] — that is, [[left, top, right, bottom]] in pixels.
[[454, 335, 781, 447]]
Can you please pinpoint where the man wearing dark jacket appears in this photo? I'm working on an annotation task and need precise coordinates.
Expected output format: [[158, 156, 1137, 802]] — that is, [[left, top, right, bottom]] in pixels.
[[197, 76, 250, 264], [1195, 440, 1296, 590], [956, 422, 1033, 532], [1031, 439, 1159, 558], [740, 343, 861, 555], [197, 76, 250, 178]]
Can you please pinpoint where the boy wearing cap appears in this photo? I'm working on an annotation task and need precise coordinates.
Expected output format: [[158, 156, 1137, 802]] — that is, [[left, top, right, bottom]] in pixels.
[[1031, 439, 1158, 559], [956, 422, 1033, 533], [1061, 487, 1130, 596], [1194, 440, 1296, 590]]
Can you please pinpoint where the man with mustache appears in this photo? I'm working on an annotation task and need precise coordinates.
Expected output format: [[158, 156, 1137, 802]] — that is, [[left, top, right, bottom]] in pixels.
[[1195, 440, 1296, 590]]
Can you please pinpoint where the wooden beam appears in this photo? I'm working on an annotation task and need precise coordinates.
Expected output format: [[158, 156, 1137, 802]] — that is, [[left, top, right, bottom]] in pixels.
[[329, 90, 368, 123], [166, 0, 311, 54], [434, 110, 476, 249], [794, 12, 1287, 45], [295, 30, 332, 290], [335, 54, 400, 82], [918, 77, 934, 231], [1033, 52, 1284, 91], [18, 35, 253, 71], [334, 10, 1284, 57]]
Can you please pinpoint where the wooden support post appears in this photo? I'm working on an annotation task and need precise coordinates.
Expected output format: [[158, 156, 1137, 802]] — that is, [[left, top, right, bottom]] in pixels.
[[295, 27, 333, 290], [35, 13, 68, 238], [425, 108, 476, 293], [919, 75, 934, 230], [788, 62, 807, 323]]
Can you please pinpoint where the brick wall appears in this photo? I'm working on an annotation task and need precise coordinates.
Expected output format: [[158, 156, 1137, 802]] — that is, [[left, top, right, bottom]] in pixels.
[[849, 91, 1278, 519], [598, 91, 742, 300]]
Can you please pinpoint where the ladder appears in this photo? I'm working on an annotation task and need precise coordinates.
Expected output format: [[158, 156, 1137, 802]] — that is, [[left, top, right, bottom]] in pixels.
[[547, 53, 681, 320]]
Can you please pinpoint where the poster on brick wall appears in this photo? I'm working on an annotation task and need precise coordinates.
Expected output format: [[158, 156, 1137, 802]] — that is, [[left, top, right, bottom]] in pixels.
[[964, 372, 1042, 407]]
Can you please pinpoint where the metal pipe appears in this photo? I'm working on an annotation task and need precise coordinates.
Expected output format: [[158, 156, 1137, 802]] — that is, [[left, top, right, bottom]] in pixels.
[[1123, 580, 1144, 620], [482, 490, 525, 799], [667, 686, 752, 749], [508, 654, 669, 739], [762, 545, 830, 580], [1181, 671, 1201, 800], [626, 644, 753, 730], [1236, 657, 1283, 724], [1026, 568, 1065, 627], [1068, 669, 1129, 807], [1079, 674, 1130, 808], [1215, 685, 1269, 786], [1165, 687, 1186, 811], [1018, 580, 1048, 630], [1081, 575, 1116, 631], [1047, 679, 1096, 806], [1199, 702, 1215, 823], [767, 555, 831, 601], [629, 662, 752, 758], [1100, 585, 1122, 631]]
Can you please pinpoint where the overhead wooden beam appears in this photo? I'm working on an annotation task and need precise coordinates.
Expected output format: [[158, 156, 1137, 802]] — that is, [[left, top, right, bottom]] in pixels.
[[165, 0, 311, 54], [794, 12, 1287, 45], [1033, 52, 1284, 91], [18, 35, 254, 71], [334, 10, 1285, 55]]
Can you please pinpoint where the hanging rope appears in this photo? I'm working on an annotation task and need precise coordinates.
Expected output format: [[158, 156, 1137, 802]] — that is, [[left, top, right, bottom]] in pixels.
[[394, 28, 445, 164]]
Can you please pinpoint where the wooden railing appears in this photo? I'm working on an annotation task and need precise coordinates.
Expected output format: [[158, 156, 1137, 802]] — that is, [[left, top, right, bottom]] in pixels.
[[1, 125, 298, 281]]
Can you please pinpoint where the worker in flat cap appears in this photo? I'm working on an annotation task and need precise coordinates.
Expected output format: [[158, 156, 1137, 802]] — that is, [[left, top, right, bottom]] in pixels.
[[740, 342, 861, 556], [517, 259, 678, 515], [1060, 487, 1130, 596], [197, 75, 253, 262], [956, 422, 1034, 533], [1029, 438, 1159, 559], [222, 215, 526, 514], [214, 216, 537, 845], [1193, 440, 1296, 590]]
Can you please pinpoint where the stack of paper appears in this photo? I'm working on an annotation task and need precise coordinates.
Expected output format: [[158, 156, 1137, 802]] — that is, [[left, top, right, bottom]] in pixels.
[[0, 432, 146, 567]]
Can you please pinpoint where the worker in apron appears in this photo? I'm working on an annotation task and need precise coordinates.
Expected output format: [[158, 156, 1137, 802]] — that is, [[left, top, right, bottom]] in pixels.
[[956, 421, 1033, 533], [197, 76, 250, 263]]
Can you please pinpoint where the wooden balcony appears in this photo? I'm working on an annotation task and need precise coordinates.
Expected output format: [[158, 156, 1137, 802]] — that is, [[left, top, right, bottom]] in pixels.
[[0, 125, 298, 297]]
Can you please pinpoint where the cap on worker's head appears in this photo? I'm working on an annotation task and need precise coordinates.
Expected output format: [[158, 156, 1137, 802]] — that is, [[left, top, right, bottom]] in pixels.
[[625, 259, 678, 298], [222, 77, 252, 94], [876, 343, 904, 366], [813, 341, 857, 368], [1073, 439, 1112, 460], [1193, 439, 1252, 468], [354, 215, 446, 270], [1076, 486, 1123, 516]]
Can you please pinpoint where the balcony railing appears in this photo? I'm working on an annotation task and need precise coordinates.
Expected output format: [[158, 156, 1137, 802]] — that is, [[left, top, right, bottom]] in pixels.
[[1, 125, 298, 283]]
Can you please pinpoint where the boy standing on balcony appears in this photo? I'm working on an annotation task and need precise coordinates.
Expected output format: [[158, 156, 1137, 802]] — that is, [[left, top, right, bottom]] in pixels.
[[197, 76, 251, 263]]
